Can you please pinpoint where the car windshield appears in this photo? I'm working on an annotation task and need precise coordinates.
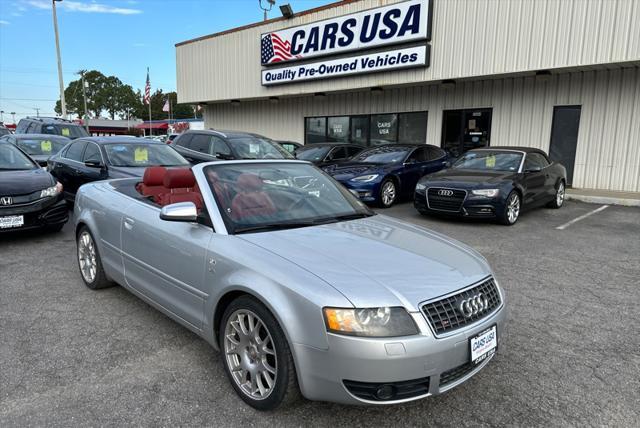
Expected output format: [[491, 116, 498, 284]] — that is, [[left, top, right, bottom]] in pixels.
[[104, 143, 190, 167], [16, 137, 68, 156], [204, 162, 374, 234], [295, 146, 331, 161], [351, 146, 411, 164], [0, 128, 10, 136], [0, 144, 37, 170], [41, 124, 89, 139], [452, 151, 523, 172], [228, 136, 294, 160]]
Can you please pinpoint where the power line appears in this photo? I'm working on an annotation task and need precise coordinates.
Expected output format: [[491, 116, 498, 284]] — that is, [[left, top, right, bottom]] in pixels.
[[0, 97, 58, 101]]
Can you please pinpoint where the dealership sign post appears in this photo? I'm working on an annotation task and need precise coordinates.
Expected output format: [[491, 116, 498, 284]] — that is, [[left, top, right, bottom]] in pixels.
[[260, 0, 432, 85]]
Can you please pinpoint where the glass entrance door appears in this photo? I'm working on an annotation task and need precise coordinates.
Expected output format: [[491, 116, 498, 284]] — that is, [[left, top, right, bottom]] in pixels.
[[441, 109, 492, 158]]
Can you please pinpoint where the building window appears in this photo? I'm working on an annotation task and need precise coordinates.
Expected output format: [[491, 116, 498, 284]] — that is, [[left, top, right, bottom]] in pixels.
[[441, 109, 492, 158], [327, 116, 350, 143], [305, 117, 326, 144], [399, 112, 428, 144], [305, 111, 427, 146]]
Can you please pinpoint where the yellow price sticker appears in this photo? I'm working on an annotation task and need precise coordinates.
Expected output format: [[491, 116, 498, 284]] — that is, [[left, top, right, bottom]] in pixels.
[[134, 147, 149, 163], [41, 140, 52, 153], [486, 155, 496, 168], [61, 128, 70, 136]]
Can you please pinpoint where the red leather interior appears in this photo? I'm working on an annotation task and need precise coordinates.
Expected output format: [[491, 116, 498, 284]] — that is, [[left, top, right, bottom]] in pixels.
[[156, 168, 203, 210], [207, 171, 232, 208], [230, 173, 276, 220], [138, 166, 168, 200]]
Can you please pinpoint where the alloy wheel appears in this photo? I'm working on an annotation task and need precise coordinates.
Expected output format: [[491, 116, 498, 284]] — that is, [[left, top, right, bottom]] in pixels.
[[557, 182, 565, 207], [381, 181, 396, 206], [224, 309, 277, 400], [78, 231, 97, 283], [507, 193, 520, 224]]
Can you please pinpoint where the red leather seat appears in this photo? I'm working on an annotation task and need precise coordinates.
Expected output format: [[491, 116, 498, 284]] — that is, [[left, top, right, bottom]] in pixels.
[[157, 168, 203, 210], [230, 173, 276, 220], [138, 166, 168, 202], [207, 170, 233, 209]]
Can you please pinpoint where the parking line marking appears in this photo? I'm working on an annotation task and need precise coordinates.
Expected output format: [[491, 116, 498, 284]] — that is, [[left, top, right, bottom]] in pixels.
[[555, 205, 609, 230]]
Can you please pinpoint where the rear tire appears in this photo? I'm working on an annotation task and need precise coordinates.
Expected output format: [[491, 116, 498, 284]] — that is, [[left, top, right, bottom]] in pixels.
[[547, 180, 565, 209], [498, 191, 521, 225], [219, 296, 300, 411], [77, 226, 113, 289]]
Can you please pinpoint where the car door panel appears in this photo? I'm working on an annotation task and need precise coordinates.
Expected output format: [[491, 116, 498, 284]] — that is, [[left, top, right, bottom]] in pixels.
[[120, 202, 210, 329]]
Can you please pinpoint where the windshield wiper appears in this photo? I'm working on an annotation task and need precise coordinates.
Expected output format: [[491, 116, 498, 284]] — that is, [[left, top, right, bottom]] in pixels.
[[234, 221, 322, 234], [332, 212, 375, 221]]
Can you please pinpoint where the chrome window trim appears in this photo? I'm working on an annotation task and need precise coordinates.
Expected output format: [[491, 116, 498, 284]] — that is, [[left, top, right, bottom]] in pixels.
[[82, 141, 106, 165]]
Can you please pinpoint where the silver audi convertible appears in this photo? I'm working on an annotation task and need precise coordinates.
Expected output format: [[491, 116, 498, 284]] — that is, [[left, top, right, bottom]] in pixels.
[[74, 160, 506, 410]]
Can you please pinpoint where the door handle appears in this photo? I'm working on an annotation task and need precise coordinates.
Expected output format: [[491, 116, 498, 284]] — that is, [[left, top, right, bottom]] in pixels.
[[124, 217, 135, 230]]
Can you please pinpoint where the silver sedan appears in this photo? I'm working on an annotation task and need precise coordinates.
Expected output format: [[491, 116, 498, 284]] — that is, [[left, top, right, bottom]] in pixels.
[[73, 160, 506, 410]]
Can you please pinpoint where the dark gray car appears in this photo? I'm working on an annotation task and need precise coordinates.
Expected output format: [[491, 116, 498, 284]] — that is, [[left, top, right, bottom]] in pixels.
[[0, 133, 71, 166]]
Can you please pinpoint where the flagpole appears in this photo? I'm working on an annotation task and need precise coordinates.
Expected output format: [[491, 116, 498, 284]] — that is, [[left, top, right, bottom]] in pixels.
[[147, 67, 152, 136]]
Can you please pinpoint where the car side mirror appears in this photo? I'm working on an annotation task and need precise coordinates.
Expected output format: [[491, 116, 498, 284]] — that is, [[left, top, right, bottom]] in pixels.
[[525, 166, 542, 173], [160, 202, 198, 222], [84, 160, 104, 169], [404, 158, 417, 165]]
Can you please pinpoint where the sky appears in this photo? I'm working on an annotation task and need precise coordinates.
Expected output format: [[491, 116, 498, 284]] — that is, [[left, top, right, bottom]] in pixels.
[[0, 0, 332, 123]]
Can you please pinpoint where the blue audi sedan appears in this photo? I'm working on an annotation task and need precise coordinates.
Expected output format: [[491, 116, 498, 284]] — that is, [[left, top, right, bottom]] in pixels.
[[323, 144, 448, 207]]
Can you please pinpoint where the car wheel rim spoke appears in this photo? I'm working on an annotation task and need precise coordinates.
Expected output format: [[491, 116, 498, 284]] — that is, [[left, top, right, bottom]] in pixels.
[[382, 182, 395, 205], [224, 309, 277, 400], [557, 184, 565, 205], [507, 195, 520, 223], [78, 232, 97, 282]]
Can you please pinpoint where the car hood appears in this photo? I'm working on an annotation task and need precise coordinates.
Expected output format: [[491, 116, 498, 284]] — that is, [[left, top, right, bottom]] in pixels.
[[325, 162, 391, 180], [423, 169, 517, 186], [0, 168, 55, 195], [239, 215, 491, 311]]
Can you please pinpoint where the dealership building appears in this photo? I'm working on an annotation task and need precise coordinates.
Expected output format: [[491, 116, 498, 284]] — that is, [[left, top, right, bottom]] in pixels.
[[176, 0, 640, 192]]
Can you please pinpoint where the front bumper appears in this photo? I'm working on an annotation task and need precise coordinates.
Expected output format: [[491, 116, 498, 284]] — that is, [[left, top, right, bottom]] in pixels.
[[414, 189, 505, 218], [293, 303, 506, 405], [335, 179, 381, 204], [0, 196, 68, 232]]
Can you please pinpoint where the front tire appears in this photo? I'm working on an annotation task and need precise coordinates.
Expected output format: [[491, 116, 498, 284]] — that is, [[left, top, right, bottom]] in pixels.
[[219, 296, 300, 411], [378, 178, 397, 208], [547, 180, 565, 209], [498, 191, 521, 225], [77, 227, 113, 289]]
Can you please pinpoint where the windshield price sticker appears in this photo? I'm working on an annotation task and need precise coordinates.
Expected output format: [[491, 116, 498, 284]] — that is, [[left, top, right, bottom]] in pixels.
[[486, 155, 496, 168], [61, 128, 70, 137], [134, 147, 149, 163], [41, 140, 52, 153]]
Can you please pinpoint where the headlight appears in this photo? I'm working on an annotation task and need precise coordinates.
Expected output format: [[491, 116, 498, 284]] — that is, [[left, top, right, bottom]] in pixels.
[[415, 182, 427, 191], [40, 182, 63, 198], [350, 174, 379, 182], [323, 307, 419, 337], [472, 189, 499, 197]]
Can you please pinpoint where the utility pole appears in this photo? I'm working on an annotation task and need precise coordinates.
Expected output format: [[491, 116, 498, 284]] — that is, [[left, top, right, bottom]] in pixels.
[[52, 0, 67, 118], [10, 112, 16, 124], [34, 108, 41, 117], [0, 111, 4, 122], [79, 70, 90, 132]]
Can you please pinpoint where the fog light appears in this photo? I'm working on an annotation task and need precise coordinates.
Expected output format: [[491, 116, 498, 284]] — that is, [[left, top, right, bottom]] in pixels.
[[376, 384, 395, 400]]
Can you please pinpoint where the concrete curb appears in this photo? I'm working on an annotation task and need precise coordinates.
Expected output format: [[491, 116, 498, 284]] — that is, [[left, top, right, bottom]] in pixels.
[[566, 193, 640, 207]]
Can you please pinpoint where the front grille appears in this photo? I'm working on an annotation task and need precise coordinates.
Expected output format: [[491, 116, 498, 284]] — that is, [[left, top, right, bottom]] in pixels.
[[440, 361, 475, 387], [343, 377, 430, 401], [427, 188, 466, 212], [421, 277, 501, 335]]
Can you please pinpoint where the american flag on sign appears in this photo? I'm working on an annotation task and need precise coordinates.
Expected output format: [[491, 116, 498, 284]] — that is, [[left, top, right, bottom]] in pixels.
[[261, 33, 297, 64], [144, 68, 150, 105]]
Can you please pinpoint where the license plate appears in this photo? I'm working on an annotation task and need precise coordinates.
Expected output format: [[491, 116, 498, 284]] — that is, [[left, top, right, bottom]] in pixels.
[[470, 325, 497, 365], [0, 215, 24, 229]]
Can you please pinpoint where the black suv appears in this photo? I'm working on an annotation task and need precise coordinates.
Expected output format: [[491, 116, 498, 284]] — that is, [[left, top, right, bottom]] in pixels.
[[170, 129, 293, 164], [16, 117, 89, 139]]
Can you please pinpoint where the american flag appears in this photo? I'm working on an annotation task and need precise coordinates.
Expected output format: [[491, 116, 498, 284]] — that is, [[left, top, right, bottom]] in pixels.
[[144, 68, 150, 105], [261, 33, 297, 64]]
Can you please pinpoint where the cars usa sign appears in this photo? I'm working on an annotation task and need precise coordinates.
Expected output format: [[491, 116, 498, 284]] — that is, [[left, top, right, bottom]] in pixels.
[[260, 0, 432, 66]]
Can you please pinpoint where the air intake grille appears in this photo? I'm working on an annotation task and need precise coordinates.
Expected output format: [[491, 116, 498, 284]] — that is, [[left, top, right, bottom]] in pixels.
[[421, 277, 501, 335], [427, 188, 466, 212]]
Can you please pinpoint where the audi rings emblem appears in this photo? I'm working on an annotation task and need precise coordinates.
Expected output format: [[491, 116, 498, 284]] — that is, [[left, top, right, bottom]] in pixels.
[[438, 189, 454, 197], [457, 294, 489, 318]]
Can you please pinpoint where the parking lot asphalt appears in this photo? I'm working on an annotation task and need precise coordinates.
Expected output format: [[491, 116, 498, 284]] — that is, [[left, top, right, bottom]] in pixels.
[[1, 200, 639, 427]]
